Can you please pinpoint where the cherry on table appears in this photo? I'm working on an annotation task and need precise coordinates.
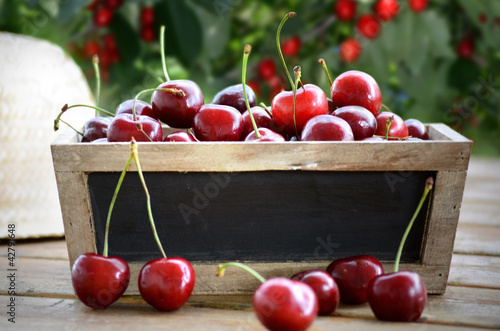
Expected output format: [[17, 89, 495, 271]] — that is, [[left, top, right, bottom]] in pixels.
[[139, 257, 195, 311], [71, 253, 130, 309], [374, 111, 409, 139], [107, 113, 163, 142], [301, 114, 354, 141], [326, 255, 384, 305], [405, 118, 429, 140], [81, 116, 112, 142], [192, 104, 244, 141], [330, 70, 382, 116], [333, 105, 377, 140], [212, 84, 256, 114], [291, 270, 340, 316]]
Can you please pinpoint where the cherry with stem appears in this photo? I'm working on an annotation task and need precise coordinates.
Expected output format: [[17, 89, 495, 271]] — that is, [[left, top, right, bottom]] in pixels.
[[276, 12, 297, 89], [318, 58, 333, 87], [241, 44, 261, 139]]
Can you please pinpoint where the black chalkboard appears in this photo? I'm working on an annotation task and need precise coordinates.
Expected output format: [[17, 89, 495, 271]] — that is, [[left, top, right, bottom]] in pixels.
[[88, 170, 434, 263]]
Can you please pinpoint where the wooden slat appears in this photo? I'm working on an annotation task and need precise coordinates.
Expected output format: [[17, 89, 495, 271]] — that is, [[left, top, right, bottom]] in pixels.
[[449, 254, 500, 289], [454, 223, 500, 256], [458, 202, 500, 226]]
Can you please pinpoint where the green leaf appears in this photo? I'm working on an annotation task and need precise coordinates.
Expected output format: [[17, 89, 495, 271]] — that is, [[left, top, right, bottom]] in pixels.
[[110, 12, 141, 65]]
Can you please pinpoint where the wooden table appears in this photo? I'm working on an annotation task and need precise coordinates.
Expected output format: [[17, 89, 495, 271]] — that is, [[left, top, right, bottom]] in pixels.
[[1, 157, 499, 330]]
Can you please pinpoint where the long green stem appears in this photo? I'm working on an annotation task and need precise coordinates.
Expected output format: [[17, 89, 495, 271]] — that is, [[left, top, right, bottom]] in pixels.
[[66, 104, 115, 117], [131, 139, 167, 259], [259, 102, 273, 117], [103, 153, 133, 257], [160, 25, 170, 82], [292, 66, 302, 138], [217, 262, 266, 284], [242, 45, 261, 139], [318, 58, 333, 87], [53, 104, 114, 132], [92, 55, 101, 115], [276, 12, 296, 89], [60, 119, 83, 136], [394, 177, 434, 272]]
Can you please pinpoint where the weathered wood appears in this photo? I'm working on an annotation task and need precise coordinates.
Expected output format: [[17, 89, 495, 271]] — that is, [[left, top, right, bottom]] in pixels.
[[449, 254, 500, 289], [454, 223, 500, 256]]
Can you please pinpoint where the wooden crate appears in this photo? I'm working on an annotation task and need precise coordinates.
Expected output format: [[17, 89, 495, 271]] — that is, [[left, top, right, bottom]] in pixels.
[[51, 123, 472, 295]]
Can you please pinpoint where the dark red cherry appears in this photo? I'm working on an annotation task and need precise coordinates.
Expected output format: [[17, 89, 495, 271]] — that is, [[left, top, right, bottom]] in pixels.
[[151, 80, 204, 128], [368, 271, 427, 322], [192, 104, 243, 141], [71, 253, 130, 309], [375, 112, 409, 139], [258, 59, 277, 81], [272, 84, 329, 136], [107, 113, 163, 142], [93, 7, 113, 27], [333, 105, 377, 140], [81, 116, 112, 142], [241, 106, 276, 137], [330, 70, 382, 116], [115, 99, 156, 119], [163, 131, 197, 142], [457, 35, 474, 59], [244, 127, 286, 142], [141, 6, 155, 25], [327, 255, 384, 305], [335, 0, 357, 21], [301, 114, 354, 141], [405, 118, 428, 140], [212, 84, 256, 114], [292, 270, 340, 316]]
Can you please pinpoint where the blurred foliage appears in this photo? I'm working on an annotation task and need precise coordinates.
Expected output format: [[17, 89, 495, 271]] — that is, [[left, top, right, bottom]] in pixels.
[[1, 0, 499, 155]]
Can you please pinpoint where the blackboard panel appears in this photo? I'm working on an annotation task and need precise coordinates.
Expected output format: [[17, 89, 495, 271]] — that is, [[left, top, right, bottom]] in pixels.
[[89, 171, 434, 262]]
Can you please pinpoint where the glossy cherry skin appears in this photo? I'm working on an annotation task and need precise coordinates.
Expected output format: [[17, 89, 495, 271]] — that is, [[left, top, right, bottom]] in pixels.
[[253, 277, 318, 331], [330, 70, 382, 116], [356, 14, 381, 39], [163, 131, 197, 142], [333, 106, 377, 140], [301, 115, 354, 141], [291, 270, 340, 316], [258, 59, 277, 80], [244, 127, 286, 142], [368, 271, 427, 322], [107, 113, 163, 142], [241, 106, 277, 137], [212, 84, 257, 114], [151, 79, 204, 128], [71, 253, 130, 309], [374, 112, 409, 139], [81, 116, 112, 142], [272, 84, 329, 136], [374, 0, 400, 22], [405, 118, 429, 140], [340, 38, 362, 63], [115, 99, 156, 119], [192, 104, 243, 141], [326, 255, 384, 305], [138, 257, 195, 311]]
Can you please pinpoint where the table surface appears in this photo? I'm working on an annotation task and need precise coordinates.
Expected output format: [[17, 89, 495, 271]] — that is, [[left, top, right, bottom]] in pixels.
[[1, 157, 500, 330]]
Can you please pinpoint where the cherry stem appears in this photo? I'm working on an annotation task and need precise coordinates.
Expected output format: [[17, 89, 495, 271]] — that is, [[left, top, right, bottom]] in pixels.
[[160, 25, 170, 82], [53, 104, 114, 132], [242, 44, 261, 139], [381, 104, 392, 112], [216, 262, 266, 284], [276, 12, 297, 89], [131, 138, 167, 259], [292, 65, 301, 138], [103, 148, 134, 257], [385, 115, 394, 140], [318, 58, 333, 87], [92, 55, 101, 115], [394, 177, 434, 273], [60, 119, 83, 136], [259, 102, 273, 117]]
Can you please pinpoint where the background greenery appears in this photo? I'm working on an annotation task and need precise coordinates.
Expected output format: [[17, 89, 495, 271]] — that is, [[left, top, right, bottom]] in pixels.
[[1, 0, 499, 155]]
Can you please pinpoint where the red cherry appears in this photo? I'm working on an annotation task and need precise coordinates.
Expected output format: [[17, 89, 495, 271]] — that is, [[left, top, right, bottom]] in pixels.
[[374, 0, 400, 22], [374, 111, 409, 139], [253, 277, 318, 331], [138, 257, 195, 311], [103, 33, 117, 51], [335, 0, 357, 21], [327, 255, 384, 305], [292, 270, 340, 316], [115, 99, 156, 119], [409, 0, 428, 13], [83, 40, 100, 59], [244, 127, 286, 142], [141, 24, 156, 42], [104, 0, 123, 10], [81, 116, 112, 142], [87, 0, 100, 11], [107, 113, 163, 142], [356, 14, 381, 39], [479, 13, 487, 24], [212, 84, 257, 114], [330, 70, 382, 116], [141, 6, 155, 25], [281, 35, 301, 57], [246, 80, 260, 97], [192, 104, 244, 141], [151, 80, 205, 128], [333, 105, 378, 140], [71, 253, 130, 309], [241, 106, 275, 137], [258, 58, 277, 81], [93, 7, 113, 27], [301, 114, 354, 141], [163, 131, 197, 142], [271, 84, 329, 136], [368, 271, 427, 321], [457, 35, 474, 59], [340, 38, 362, 63], [405, 118, 428, 140], [98, 48, 115, 68]]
